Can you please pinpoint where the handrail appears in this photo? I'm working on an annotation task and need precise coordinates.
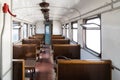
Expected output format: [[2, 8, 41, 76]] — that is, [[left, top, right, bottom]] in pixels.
[[112, 65, 120, 71]]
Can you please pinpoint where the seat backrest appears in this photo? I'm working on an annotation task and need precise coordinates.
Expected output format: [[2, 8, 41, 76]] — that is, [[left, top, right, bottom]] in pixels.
[[52, 35, 62, 36], [22, 39, 41, 49], [57, 59, 111, 80], [33, 34, 45, 39], [22, 44, 36, 59], [52, 36, 65, 39], [13, 59, 25, 80], [52, 39, 70, 44], [53, 44, 80, 59], [13, 45, 24, 59], [13, 44, 36, 59]]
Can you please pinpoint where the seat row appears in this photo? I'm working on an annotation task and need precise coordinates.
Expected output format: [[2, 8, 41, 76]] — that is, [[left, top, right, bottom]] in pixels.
[[51, 35, 112, 80], [13, 34, 45, 80], [12, 34, 112, 80]]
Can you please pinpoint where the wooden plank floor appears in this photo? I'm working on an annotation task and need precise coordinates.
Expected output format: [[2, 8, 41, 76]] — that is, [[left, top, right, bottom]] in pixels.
[[35, 50, 55, 80]]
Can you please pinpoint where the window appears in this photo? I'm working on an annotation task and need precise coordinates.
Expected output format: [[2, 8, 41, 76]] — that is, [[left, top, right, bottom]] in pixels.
[[62, 25, 65, 36], [32, 25, 36, 35], [82, 16, 101, 54], [29, 25, 33, 36], [33, 25, 36, 35], [66, 24, 69, 38], [23, 23, 28, 38], [12, 21, 21, 42], [72, 22, 78, 42]]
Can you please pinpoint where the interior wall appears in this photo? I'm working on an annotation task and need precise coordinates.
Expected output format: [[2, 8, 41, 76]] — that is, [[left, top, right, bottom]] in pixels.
[[61, 1, 120, 80], [52, 20, 62, 35], [35, 20, 62, 35], [36, 21, 45, 34], [0, 0, 12, 80], [112, 69, 120, 80], [2, 70, 12, 80], [68, 23, 72, 40], [101, 9, 120, 70], [78, 20, 83, 47]]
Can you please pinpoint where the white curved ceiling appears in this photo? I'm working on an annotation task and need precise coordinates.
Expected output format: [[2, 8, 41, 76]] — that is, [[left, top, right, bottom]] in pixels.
[[12, 0, 81, 23], [12, 0, 113, 23]]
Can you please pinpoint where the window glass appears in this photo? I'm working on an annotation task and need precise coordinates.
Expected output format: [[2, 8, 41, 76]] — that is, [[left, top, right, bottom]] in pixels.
[[83, 16, 101, 54], [73, 29, 77, 42], [29, 25, 32, 36], [32, 25, 36, 35], [72, 22, 78, 42], [62, 25, 65, 36], [23, 23, 28, 38], [12, 29, 19, 42], [86, 18, 100, 25], [73, 23, 78, 28], [12, 21, 21, 42], [82, 23, 100, 28], [86, 30, 100, 53], [66, 24, 69, 38]]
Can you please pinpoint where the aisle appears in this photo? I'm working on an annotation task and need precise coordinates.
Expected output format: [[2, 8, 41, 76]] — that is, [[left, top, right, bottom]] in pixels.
[[35, 46, 55, 80]]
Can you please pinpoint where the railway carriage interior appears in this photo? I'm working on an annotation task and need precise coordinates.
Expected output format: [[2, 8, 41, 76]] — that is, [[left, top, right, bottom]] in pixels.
[[0, 0, 120, 80]]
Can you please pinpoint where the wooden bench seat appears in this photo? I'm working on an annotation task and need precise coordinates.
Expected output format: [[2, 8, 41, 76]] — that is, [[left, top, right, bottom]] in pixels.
[[57, 59, 111, 80], [52, 36, 65, 39], [53, 44, 80, 59], [52, 35, 62, 36], [13, 44, 36, 59], [52, 39, 70, 44], [31, 34, 45, 40], [22, 39, 41, 49], [13, 59, 25, 80]]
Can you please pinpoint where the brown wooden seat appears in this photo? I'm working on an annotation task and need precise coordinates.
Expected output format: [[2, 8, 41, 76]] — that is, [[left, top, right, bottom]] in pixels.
[[33, 34, 45, 39], [13, 44, 36, 59], [22, 39, 41, 49], [13, 59, 25, 80], [52, 39, 70, 44], [57, 59, 111, 80], [52, 36, 65, 39], [53, 44, 80, 59], [52, 35, 62, 37]]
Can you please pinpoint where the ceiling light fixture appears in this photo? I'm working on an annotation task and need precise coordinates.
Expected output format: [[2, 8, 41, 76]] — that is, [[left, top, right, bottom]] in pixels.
[[41, 9, 49, 13], [39, 2, 49, 8], [39, 1, 50, 21]]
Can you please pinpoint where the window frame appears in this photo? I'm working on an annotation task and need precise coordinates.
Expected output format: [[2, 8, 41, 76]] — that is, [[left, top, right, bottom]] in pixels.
[[33, 25, 36, 35], [62, 25, 65, 36], [23, 23, 28, 38], [12, 21, 21, 42], [71, 21, 78, 42], [65, 23, 69, 38], [29, 24, 33, 36], [83, 15, 101, 57]]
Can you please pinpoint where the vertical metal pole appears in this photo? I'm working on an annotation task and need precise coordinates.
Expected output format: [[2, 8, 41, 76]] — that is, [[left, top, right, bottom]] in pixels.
[[0, 13, 6, 80]]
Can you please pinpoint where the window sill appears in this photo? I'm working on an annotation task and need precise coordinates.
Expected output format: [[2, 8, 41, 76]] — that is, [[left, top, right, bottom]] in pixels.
[[83, 48, 101, 58]]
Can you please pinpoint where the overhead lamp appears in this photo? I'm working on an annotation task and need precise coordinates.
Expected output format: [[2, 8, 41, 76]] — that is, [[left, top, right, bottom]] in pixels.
[[41, 9, 49, 13], [39, 1, 50, 21], [39, 2, 49, 8]]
